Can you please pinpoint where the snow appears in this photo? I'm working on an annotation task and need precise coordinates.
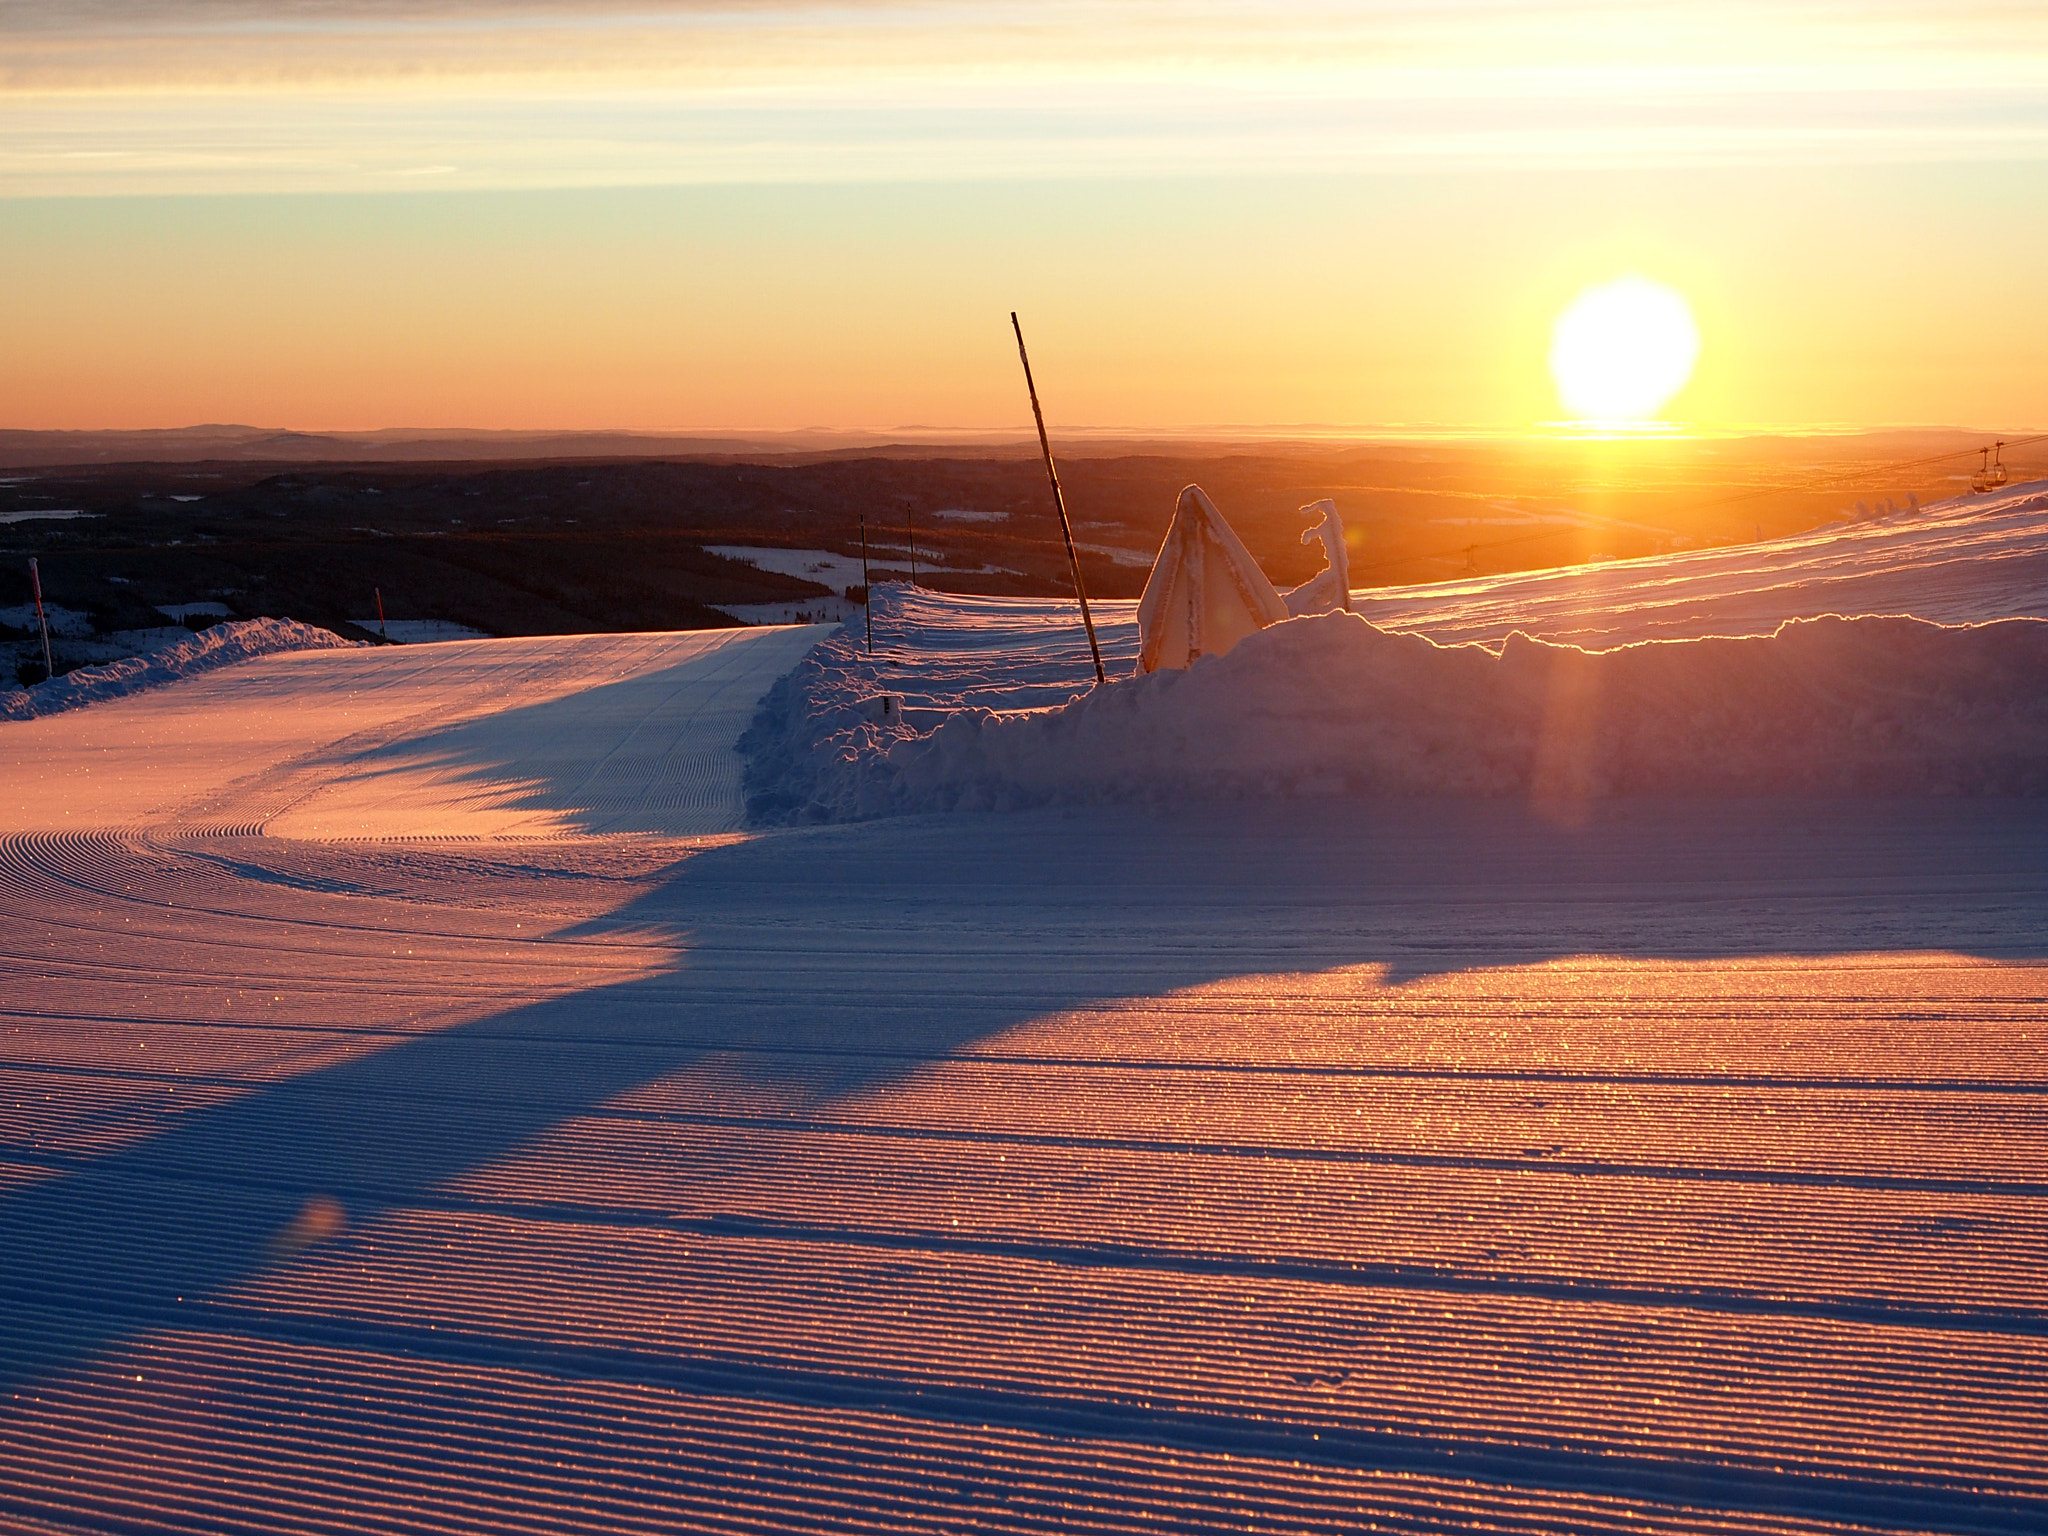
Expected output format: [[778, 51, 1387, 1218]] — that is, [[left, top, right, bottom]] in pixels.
[[0, 616, 356, 722], [706, 544, 865, 592], [156, 602, 234, 621], [1079, 539, 1156, 568], [744, 482, 2048, 822], [1355, 477, 2048, 649], [2, 486, 2045, 1535], [1282, 497, 1350, 618], [712, 597, 860, 627], [0, 602, 93, 639], [1135, 484, 1291, 675], [261, 626, 829, 838], [0, 509, 97, 524], [706, 543, 1008, 589], [345, 618, 491, 644], [758, 609, 2048, 819], [0, 622, 826, 836]]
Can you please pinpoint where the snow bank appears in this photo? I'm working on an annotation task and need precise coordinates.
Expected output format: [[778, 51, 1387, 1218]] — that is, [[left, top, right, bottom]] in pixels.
[[0, 618, 358, 722], [745, 486, 2048, 821], [1354, 480, 2048, 649], [745, 609, 2048, 820]]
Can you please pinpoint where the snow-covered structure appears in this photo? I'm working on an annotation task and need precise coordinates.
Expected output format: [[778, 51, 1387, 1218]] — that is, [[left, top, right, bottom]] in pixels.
[[1135, 485, 1290, 674], [739, 479, 2048, 821], [1283, 498, 1351, 618]]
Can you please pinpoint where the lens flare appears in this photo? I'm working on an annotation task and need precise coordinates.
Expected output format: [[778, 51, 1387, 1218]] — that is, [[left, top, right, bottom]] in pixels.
[[1549, 276, 1699, 423]]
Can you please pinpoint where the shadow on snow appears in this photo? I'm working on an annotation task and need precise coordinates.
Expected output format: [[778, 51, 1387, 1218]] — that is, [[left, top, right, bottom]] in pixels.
[[5, 796, 2048, 1531]]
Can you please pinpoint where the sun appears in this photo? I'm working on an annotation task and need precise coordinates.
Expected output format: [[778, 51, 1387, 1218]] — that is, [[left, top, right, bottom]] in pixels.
[[1548, 276, 1700, 425]]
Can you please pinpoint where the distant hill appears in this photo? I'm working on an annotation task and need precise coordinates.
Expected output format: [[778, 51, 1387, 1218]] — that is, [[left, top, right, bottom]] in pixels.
[[0, 424, 1027, 469]]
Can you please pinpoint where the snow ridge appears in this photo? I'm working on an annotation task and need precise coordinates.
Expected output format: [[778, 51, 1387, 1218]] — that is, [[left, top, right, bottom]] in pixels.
[[744, 490, 2048, 822], [745, 609, 2048, 820], [0, 617, 358, 722]]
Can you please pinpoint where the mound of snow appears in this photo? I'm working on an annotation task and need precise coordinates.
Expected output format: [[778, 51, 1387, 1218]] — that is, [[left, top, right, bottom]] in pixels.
[[0, 618, 358, 722], [1356, 479, 2048, 648], [747, 610, 2048, 819], [745, 485, 2048, 821]]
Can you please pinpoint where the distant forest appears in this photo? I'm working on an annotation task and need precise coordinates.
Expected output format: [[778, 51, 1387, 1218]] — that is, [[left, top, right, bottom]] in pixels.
[[0, 436, 1999, 659]]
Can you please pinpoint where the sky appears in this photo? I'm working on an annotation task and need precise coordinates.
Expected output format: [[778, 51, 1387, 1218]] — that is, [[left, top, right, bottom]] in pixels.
[[3, 1, 2046, 434]]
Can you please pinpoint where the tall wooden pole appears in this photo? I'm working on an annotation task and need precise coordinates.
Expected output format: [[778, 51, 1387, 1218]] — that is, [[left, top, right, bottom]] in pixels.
[[1011, 313, 1106, 686]]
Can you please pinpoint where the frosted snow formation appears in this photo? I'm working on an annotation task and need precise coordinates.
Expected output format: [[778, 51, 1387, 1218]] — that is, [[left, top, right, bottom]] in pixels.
[[744, 481, 2048, 820], [1282, 498, 1351, 617], [1135, 485, 1288, 674], [0, 617, 356, 722]]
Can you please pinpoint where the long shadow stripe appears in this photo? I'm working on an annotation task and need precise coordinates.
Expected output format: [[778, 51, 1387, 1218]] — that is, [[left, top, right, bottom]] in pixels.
[[180, 1308, 2048, 1536]]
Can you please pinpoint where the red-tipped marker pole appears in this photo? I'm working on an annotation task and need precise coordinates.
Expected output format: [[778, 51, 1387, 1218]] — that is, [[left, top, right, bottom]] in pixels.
[[28, 557, 53, 680], [1012, 313, 1106, 686], [859, 513, 873, 654]]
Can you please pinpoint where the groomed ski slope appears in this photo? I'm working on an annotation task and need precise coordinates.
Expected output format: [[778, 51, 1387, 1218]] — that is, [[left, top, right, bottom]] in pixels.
[[3, 489, 2047, 1535]]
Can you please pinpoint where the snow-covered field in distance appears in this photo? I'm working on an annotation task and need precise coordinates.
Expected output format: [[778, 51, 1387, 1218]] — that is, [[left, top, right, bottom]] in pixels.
[[712, 596, 862, 627], [707, 543, 1020, 601], [706, 544, 865, 592], [343, 618, 492, 645], [1, 602, 93, 638], [2, 487, 2044, 1533]]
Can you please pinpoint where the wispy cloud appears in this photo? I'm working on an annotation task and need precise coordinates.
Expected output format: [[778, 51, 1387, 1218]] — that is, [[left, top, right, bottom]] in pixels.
[[5, 2, 2047, 194]]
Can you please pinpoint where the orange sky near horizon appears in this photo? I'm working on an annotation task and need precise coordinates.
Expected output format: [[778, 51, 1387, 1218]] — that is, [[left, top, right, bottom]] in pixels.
[[3, 2, 2046, 436]]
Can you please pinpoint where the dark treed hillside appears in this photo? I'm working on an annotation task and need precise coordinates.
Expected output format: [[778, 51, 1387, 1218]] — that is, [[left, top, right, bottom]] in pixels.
[[0, 435, 2009, 666]]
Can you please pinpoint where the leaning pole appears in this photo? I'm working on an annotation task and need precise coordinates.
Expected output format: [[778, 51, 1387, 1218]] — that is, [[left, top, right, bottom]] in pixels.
[[28, 557, 54, 680], [1011, 313, 1107, 686]]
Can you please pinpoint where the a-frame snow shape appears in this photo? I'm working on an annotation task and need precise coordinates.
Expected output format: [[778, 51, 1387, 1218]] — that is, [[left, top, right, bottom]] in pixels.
[[1136, 484, 1291, 674]]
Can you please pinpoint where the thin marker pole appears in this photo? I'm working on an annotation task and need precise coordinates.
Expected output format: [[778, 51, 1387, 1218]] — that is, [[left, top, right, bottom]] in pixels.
[[373, 586, 388, 641], [908, 507, 918, 586], [1011, 312, 1105, 685], [28, 557, 53, 680], [859, 513, 873, 654]]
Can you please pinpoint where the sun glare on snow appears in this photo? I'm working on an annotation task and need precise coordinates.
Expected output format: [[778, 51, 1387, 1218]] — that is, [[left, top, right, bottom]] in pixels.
[[1549, 276, 1699, 426]]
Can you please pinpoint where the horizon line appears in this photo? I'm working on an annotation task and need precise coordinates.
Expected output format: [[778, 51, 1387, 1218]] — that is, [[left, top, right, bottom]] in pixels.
[[3, 421, 2037, 445]]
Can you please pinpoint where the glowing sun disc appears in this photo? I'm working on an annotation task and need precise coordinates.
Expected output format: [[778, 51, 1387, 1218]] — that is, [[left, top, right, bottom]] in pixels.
[[1549, 277, 1699, 423]]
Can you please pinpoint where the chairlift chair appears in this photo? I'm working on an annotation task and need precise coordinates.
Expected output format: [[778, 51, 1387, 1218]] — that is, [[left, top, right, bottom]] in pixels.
[[1971, 441, 2008, 494]]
